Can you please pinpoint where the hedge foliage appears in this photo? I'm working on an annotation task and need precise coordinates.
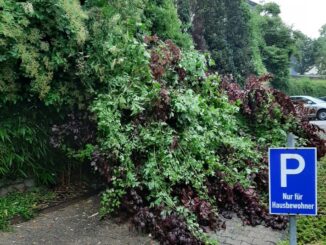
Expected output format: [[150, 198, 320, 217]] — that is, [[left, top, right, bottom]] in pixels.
[[0, 0, 90, 183], [176, 0, 295, 89], [286, 77, 326, 98]]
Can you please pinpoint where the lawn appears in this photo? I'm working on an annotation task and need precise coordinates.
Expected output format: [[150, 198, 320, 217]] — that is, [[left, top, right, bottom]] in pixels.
[[295, 157, 326, 245], [279, 157, 326, 245], [0, 189, 54, 231]]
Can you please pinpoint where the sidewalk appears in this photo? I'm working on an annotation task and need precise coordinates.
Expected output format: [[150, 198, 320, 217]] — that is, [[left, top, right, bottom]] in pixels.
[[0, 196, 286, 245], [0, 196, 155, 245], [211, 214, 287, 245]]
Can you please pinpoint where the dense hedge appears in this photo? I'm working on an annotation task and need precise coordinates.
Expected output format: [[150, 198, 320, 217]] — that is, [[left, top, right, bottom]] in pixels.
[[0, 0, 89, 183], [286, 77, 326, 97]]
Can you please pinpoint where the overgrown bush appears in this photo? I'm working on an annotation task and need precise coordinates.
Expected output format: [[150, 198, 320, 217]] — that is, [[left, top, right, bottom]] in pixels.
[[0, 0, 89, 183], [86, 38, 325, 243], [0, 0, 88, 105]]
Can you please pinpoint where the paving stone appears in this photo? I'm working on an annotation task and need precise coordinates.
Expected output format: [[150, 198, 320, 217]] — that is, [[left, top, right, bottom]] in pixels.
[[0, 188, 8, 197], [266, 241, 278, 245], [6, 185, 14, 193], [210, 213, 286, 245], [252, 238, 264, 245], [223, 237, 241, 245], [240, 241, 251, 245], [256, 232, 272, 241], [24, 179, 35, 188], [14, 183, 25, 192]]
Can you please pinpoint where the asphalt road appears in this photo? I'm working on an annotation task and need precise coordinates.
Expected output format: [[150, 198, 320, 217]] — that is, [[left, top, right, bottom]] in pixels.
[[311, 120, 326, 131], [310, 120, 326, 140]]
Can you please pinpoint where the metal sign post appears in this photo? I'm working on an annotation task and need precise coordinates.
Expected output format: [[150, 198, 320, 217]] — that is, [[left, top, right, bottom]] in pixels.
[[289, 215, 297, 245], [269, 133, 317, 245], [287, 133, 297, 245]]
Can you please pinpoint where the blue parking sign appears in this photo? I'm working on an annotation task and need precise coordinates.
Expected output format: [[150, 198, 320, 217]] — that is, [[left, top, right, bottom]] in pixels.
[[269, 148, 317, 215]]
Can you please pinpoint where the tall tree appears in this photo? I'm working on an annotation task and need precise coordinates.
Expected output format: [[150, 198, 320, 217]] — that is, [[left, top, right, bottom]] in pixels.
[[176, 0, 259, 83], [315, 24, 326, 75], [293, 31, 316, 75], [257, 2, 295, 89], [145, 0, 193, 48], [224, 0, 254, 80], [176, 1, 295, 88]]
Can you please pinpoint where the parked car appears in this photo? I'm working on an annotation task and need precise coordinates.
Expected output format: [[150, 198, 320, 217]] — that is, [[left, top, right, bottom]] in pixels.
[[319, 96, 326, 102], [290, 96, 326, 120]]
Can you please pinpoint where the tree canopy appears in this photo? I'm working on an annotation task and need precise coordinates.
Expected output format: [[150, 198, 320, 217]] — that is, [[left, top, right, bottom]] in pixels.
[[315, 24, 326, 75], [292, 31, 316, 75]]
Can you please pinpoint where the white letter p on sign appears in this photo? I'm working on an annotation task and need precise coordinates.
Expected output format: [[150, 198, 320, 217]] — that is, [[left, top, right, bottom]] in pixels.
[[280, 154, 305, 188]]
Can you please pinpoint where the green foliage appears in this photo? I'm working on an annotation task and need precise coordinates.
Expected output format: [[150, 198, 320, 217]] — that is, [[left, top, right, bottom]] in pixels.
[[259, 2, 280, 16], [0, 105, 58, 184], [175, 0, 264, 82], [279, 158, 326, 245], [0, 0, 94, 184], [315, 24, 326, 76], [293, 31, 316, 75], [0, 0, 88, 106], [224, 0, 256, 80], [176, 0, 294, 88], [101, 178, 127, 216], [91, 36, 265, 241], [83, 7, 152, 87], [239, 96, 293, 148], [92, 35, 307, 239], [0, 189, 54, 231], [145, 0, 193, 48], [175, 0, 193, 32], [295, 157, 326, 245], [286, 77, 326, 97], [247, 6, 267, 75], [255, 2, 295, 89], [0, 0, 196, 184], [191, 0, 257, 82], [92, 39, 286, 218]]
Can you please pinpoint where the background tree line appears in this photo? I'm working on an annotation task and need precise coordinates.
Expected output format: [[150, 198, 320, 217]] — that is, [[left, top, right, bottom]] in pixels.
[[176, 0, 326, 89]]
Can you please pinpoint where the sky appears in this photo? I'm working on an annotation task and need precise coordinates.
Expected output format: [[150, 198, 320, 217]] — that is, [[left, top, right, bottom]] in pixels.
[[254, 0, 326, 38]]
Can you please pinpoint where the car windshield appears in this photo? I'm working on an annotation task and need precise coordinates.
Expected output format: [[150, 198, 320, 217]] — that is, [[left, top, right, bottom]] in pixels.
[[309, 97, 326, 104]]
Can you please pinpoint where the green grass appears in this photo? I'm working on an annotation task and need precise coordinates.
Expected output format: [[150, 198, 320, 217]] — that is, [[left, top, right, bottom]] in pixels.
[[280, 157, 326, 245], [296, 157, 326, 245], [0, 189, 54, 231], [286, 77, 326, 98]]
